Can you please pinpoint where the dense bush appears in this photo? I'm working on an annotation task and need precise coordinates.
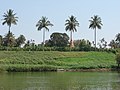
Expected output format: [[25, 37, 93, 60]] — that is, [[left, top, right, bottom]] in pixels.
[[5, 65, 57, 72], [116, 53, 120, 67]]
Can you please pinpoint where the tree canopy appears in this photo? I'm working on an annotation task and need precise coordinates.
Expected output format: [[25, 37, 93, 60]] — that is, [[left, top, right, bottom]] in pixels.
[[2, 9, 18, 32], [45, 32, 69, 47]]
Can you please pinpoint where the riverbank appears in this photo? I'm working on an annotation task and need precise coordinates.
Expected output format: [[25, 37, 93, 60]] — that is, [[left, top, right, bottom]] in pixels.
[[0, 51, 117, 72], [57, 68, 120, 72]]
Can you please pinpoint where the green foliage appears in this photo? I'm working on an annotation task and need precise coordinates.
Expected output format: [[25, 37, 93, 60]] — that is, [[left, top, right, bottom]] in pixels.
[[16, 35, 26, 47], [36, 16, 53, 31], [0, 32, 26, 48], [2, 9, 18, 32], [0, 51, 116, 72], [45, 32, 69, 47], [57, 52, 116, 69], [65, 15, 79, 32], [3, 31, 16, 47], [74, 39, 92, 51], [109, 33, 120, 49], [109, 40, 117, 49], [0, 35, 2, 46], [0, 65, 5, 72], [116, 33, 120, 43], [98, 38, 107, 49], [5, 65, 57, 72], [116, 53, 120, 67], [89, 15, 103, 30]]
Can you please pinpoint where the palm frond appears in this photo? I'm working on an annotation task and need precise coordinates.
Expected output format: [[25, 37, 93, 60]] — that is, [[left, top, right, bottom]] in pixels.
[[36, 16, 53, 31], [2, 9, 18, 29], [65, 15, 79, 32], [89, 15, 103, 30]]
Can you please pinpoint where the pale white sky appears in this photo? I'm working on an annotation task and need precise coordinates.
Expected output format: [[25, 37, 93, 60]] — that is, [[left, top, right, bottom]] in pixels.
[[0, 0, 120, 46]]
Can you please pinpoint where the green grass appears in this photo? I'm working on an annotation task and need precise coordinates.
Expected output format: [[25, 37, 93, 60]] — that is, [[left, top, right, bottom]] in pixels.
[[0, 51, 116, 72], [58, 52, 116, 69]]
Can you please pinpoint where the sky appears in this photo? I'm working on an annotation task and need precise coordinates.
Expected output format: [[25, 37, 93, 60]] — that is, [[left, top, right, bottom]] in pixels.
[[0, 0, 120, 45]]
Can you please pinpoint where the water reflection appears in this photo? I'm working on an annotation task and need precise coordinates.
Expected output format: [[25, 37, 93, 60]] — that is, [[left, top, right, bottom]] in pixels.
[[0, 72, 120, 90]]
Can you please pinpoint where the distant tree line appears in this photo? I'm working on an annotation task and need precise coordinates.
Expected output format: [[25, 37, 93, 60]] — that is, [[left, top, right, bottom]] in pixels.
[[109, 33, 120, 49], [0, 9, 120, 52], [0, 32, 26, 47]]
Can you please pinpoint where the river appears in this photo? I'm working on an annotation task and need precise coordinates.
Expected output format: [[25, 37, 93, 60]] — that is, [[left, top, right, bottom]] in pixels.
[[0, 72, 120, 90]]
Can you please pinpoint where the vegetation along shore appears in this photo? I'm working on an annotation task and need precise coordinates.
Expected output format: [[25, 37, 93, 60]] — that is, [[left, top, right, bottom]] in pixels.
[[0, 51, 118, 72], [0, 9, 120, 72]]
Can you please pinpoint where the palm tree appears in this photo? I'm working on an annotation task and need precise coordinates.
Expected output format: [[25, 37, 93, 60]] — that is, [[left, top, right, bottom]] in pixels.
[[2, 9, 18, 33], [89, 15, 103, 49], [65, 15, 79, 48], [36, 16, 53, 46]]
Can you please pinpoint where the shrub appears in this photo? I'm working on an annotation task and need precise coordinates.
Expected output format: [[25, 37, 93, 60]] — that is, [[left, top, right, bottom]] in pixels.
[[116, 53, 120, 67], [5, 65, 57, 72]]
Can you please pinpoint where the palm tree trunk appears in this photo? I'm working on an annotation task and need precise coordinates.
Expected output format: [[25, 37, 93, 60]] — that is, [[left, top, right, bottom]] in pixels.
[[8, 25, 11, 48], [70, 31, 74, 48], [9, 25, 11, 33], [43, 29, 45, 51], [94, 28, 97, 50], [70, 30, 72, 42]]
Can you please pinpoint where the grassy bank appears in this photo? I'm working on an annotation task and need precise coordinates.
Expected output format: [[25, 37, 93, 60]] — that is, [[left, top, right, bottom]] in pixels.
[[0, 51, 116, 72]]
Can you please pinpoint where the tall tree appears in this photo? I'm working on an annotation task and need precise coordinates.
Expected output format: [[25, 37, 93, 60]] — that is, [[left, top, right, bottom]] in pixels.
[[89, 15, 103, 49], [65, 15, 79, 48], [16, 35, 26, 47], [3, 32, 16, 47], [2, 9, 18, 33], [36, 16, 53, 46], [45, 32, 69, 47]]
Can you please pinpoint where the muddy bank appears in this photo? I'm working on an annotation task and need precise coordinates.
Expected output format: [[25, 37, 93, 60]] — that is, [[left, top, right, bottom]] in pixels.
[[57, 68, 120, 72]]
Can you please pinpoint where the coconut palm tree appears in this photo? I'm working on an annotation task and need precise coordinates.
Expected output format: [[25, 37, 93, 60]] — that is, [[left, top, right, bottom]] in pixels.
[[65, 15, 79, 47], [2, 9, 18, 33], [89, 15, 103, 49], [36, 16, 53, 46]]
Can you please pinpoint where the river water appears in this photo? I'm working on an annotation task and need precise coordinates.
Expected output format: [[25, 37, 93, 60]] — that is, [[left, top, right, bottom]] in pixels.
[[0, 72, 120, 90]]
